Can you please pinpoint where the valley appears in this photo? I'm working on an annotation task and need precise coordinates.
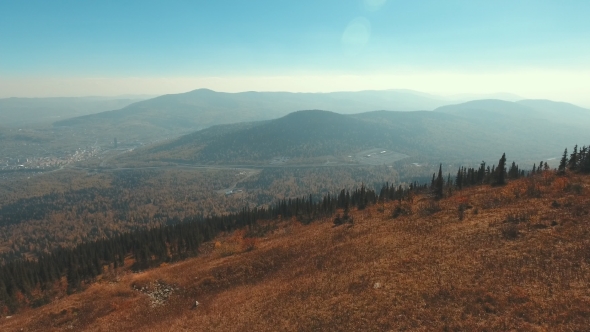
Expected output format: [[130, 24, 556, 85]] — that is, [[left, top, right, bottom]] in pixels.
[[2, 92, 588, 265], [4, 2, 590, 329]]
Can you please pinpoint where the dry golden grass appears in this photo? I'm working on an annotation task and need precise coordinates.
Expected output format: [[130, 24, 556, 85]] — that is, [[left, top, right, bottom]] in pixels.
[[1, 173, 590, 331]]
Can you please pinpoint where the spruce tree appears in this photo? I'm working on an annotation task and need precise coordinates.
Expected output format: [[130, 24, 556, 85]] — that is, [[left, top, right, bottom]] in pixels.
[[489, 165, 495, 183], [508, 161, 519, 179], [558, 148, 568, 174], [568, 145, 578, 170], [478, 161, 486, 183], [496, 153, 507, 185], [581, 146, 590, 172], [435, 164, 444, 199], [456, 168, 463, 190]]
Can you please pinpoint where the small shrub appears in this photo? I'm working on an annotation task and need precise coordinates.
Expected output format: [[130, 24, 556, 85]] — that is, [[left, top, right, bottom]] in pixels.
[[501, 224, 520, 240], [504, 211, 531, 224], [333, 213, 353, 227], [481, 195, 502, 209], [196, 276, 216, 288], [565, 182, 584, 194], [552, 177, 569, 191], [219, 244, 238, 257], [458, 204, 466, 221], [392, 204, 411, 219], [572, 205, 588, 217], [541, 171, 555, 186], [418, 201, 442, 217], [526, 180, 541, 198], [241, 237, 257, 251], [512, 187, 521, 199]]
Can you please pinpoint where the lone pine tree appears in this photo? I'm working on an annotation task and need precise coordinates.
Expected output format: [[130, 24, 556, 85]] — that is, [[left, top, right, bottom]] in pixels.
[[435, 164, 444, 199], [496, 153, 507, 186]]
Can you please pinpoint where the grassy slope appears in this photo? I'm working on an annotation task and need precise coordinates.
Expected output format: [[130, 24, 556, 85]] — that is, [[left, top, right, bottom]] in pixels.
[[2, 173, 590, 331]]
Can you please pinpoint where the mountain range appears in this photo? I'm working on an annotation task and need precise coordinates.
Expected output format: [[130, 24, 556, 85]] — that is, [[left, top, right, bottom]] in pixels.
[[49, 89, 590, 150], [51, 89, 451, 142], [437, 99, 590, 129], [123, 100, 590, 166], [0, 96, 152, 127]]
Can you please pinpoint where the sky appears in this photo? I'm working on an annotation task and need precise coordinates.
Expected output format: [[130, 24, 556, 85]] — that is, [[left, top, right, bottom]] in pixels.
[[1, 0, 589, 105]]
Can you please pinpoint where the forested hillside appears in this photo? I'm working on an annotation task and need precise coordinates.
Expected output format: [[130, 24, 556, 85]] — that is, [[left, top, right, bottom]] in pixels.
[[0, 165, 404, 261], [122, 107, 590, 166], [1, 145, 589, 330]]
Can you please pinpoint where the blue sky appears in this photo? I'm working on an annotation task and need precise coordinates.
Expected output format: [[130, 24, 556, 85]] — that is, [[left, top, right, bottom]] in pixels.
[[1, 0, 589, 103]]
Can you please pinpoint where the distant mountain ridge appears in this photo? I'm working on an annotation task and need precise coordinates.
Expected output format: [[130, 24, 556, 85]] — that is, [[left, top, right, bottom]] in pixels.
[[436, 99, 535, 118], [448, 92, 523, 102], [435, 99, 590, 129], [0, 96, 152, 127], [516, 99, 590, 127], [52, 89, 453, 143], [124, 104, 590, 165], [51, 89, 590, 150]]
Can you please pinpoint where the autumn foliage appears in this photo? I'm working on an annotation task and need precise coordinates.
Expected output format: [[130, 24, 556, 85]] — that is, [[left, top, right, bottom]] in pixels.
[[1, 169, 589, 331]]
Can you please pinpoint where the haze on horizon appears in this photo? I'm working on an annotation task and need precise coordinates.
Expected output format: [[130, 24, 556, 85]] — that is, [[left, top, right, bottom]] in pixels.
[[1, 0, 589, 107]]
